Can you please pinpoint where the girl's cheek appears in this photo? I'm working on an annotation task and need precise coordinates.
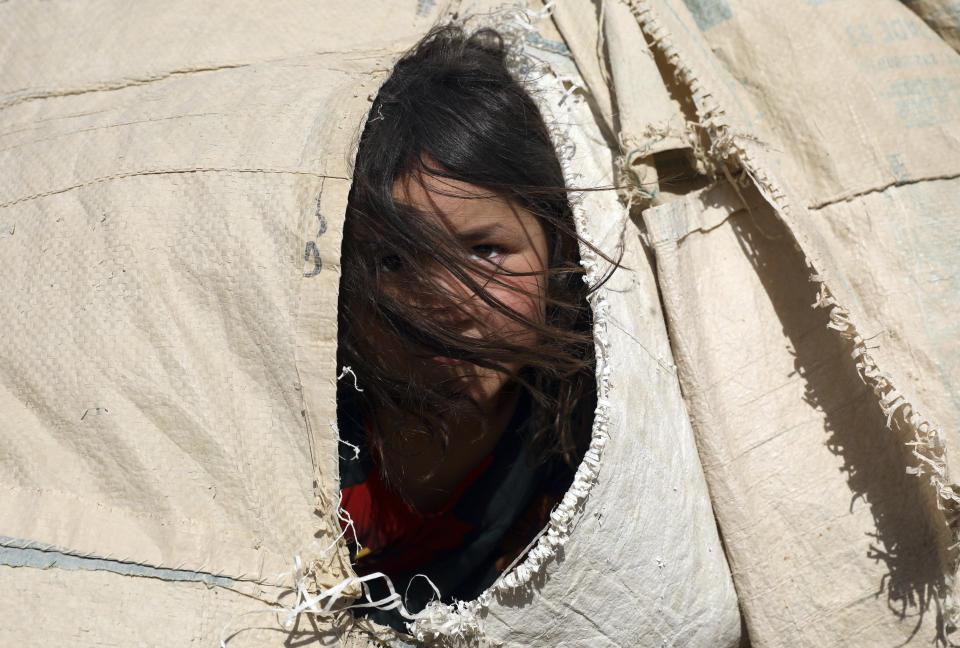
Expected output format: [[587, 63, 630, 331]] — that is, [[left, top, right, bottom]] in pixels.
[[497, 279, 545, 322]]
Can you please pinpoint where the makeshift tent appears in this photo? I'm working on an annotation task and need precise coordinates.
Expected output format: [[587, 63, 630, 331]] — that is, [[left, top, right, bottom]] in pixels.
[[1, 0, 957, 646]]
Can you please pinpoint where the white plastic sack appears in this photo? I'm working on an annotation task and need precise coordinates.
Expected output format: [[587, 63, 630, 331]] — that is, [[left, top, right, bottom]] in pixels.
[[0, 0, 436, 644], [0, 2, 740, 646], [621, 0, 959, 645]]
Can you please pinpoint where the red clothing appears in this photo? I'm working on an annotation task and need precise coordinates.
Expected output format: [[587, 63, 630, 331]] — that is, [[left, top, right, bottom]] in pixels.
[[336, 403, 574, 631], [340, 455, 492, 575]]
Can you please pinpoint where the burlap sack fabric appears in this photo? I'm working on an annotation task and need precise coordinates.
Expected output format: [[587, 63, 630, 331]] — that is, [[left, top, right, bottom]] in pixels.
[[0, 1, 737, 646], [621, 0, 960, 646], [0, 1, 427, 644], [1, 0, 957, 646]]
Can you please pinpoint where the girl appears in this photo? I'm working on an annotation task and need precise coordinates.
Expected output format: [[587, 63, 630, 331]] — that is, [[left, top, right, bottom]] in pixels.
[[336, 25, 598, 630]]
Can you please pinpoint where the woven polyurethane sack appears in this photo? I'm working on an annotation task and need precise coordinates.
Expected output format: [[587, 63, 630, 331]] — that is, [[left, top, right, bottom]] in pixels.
[[0, 1, 440, 644], [592, 0, 960, 646], [0, 2, 742, 646]]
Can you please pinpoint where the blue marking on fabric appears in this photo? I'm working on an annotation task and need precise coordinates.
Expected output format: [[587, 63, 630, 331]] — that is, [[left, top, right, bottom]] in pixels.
[[887, 154, 909, 185], [662, 0, 754, 128], [416, 0, 436, 18], [524, 32, 572, 56], [0, 536, 234, 586], [681, 0, 733, 31], [877, 78, 960, 129]]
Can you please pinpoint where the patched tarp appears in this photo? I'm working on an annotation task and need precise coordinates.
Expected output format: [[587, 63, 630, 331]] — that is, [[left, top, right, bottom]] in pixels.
[[2, 0, 959, 646], [0, 0, 432, 644], [0, 1, 738, 646], [620, 0, 959, 645]]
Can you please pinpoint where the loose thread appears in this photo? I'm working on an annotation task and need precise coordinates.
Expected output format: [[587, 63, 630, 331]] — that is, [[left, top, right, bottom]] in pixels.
[[336, 366, 364, 392]]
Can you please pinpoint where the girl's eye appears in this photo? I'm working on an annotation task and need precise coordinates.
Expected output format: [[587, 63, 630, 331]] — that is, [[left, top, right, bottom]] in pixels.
[[469, 244, 505, 264], [379, 254, 405, 272]]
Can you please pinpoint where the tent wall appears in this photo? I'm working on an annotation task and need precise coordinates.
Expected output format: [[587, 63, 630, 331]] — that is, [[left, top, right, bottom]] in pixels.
[[7, 0, 957, 645], [0, 0, 441, 643], [609, 0, 959, 645], [1, 1, 742, 646]]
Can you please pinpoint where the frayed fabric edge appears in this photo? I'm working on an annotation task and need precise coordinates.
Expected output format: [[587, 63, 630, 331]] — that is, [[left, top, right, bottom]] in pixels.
[[404, 6, 617, 646], [230, 7, 620, 647], [626, 0, 960, 634]]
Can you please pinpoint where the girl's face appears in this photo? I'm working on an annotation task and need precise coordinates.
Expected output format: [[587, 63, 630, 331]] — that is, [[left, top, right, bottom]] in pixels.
[[383, 172, 549, 409]]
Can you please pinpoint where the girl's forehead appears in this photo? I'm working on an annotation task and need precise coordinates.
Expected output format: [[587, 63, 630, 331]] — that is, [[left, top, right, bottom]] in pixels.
[[393, 173, 539, 240]]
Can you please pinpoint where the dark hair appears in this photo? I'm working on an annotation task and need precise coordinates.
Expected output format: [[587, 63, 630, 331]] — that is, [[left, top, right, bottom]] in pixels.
[[337, 25, 596, 494]]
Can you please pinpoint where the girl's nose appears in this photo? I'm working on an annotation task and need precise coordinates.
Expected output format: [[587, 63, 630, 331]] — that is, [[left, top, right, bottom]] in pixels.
[[418, 267, 483, 324]]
